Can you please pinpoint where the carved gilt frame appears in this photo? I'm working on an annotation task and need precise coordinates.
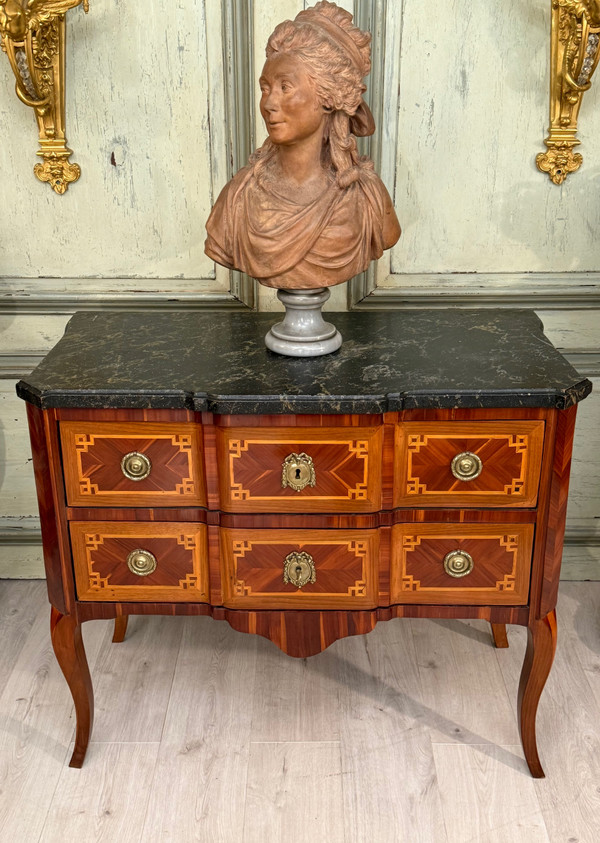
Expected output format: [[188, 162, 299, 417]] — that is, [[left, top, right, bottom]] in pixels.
[[537, 0, 600, 184]]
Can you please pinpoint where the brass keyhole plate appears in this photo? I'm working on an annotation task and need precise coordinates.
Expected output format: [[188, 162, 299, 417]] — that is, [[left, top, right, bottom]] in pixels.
[[283, 551, 316, 589], [281, 452, 316, 492]]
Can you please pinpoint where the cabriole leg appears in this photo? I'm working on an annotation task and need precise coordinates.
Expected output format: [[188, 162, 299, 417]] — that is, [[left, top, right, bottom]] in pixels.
[[112, 615, 129, 643], [50, 608, 94, 768], [517, 610, 557, 778], [490, 622, 509, 648]]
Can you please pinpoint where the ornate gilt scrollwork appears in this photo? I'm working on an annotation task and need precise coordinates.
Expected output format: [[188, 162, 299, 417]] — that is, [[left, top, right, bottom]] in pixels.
[[0, 0, 89, 193], [538, 0, 600, 184]]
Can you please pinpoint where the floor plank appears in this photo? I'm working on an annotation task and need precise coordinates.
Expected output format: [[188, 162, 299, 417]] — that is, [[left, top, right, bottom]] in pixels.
[[250, 636, 341, 742], [433, 744, 550, 843], [243, 742, 345, 843], [90, 614, 185, 743], [2, 582, 600, 842], [0, 601, 106, 841], [141, 617, 258, 842], [39, 742, 160, 843], [413, 617, 520, 747], [0, 579, 46, 681], [335, 620, 447, 843]]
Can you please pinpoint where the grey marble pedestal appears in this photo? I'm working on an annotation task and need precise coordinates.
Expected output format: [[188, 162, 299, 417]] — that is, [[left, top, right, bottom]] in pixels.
[[264, 288, 343, 357]]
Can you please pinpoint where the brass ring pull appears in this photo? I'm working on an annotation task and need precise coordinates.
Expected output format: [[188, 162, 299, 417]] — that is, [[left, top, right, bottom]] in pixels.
[[443, 550, 474, 578], [451, 451, 482, 482], [127, 549, 157, 577], [283, 551, 316, 588], [121, 451, 152, 481], [281, 452, 316, 492]]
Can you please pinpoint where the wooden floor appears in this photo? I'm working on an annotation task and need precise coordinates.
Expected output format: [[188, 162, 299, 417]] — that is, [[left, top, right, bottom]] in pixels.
[[1, 583, 600, 842]]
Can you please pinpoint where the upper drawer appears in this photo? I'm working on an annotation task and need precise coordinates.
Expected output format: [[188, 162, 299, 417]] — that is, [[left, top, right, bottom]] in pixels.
[[394, 420, 545, 508], [60, 422, 206, 507], [217, 426, 383, 512]]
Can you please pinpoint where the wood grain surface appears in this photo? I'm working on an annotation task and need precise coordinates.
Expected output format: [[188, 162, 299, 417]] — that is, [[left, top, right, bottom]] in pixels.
[[394, 420, 545, 507], [61, 421, 206, 507], [70, 522, 209, 603], [3, 583, 600, 840], [390, 522, 534, 605]]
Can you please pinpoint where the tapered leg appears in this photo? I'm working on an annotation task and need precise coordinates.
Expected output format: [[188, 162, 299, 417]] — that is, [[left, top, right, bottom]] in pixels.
[[490, 622, 509, 648], [50, 608, 94, 768], [112, 615, 129, 643], [517, 610, 557, 778]]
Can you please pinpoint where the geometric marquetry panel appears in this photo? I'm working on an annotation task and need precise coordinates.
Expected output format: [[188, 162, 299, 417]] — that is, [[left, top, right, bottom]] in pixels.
[[218, 426, 383, 513], [220, 528, 379, 609], [394, 421, 545, 507], [390, 523, 534, 605], [60, 422, 206, 507], [69, 521, 209, 602]]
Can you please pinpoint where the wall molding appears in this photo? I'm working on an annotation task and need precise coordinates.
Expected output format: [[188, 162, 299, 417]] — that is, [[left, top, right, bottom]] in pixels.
[[221, 0, 257, 309], [0, 285, 250, 315], [351, 273, 600, 310]]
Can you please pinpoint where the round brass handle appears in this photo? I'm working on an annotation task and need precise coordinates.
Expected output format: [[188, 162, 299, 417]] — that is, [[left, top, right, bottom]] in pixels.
[[451, 451, 482, 482], [281, 452, 316, 492], [121, 451, 152, 481], [127, 548, 157, 577], [283, 551, 316, 588], [443, 550, 474, 578]]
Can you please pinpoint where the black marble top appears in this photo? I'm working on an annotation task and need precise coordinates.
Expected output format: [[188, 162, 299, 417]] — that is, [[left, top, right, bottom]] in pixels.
[[16, 310, 592, 413]]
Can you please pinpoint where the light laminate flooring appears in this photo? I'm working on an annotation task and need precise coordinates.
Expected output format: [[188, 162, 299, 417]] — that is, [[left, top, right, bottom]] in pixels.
[[1, 580, 600, 843]]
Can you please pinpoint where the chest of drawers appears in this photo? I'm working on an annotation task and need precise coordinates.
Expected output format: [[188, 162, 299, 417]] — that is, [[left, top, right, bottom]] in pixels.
[[17, 309, 591, 776]]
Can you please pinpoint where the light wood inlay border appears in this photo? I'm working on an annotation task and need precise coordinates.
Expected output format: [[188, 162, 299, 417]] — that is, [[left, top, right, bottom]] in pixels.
[[70, 522, 209, 603], [391, 523, 534, 606]]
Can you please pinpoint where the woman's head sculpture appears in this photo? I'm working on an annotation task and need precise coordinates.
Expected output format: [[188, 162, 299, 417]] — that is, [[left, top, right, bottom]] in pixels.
[[205, 1, 401, 293]]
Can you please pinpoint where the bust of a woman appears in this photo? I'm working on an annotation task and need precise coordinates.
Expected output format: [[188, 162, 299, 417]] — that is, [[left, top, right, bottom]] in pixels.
[[205, 1, 400, 291]]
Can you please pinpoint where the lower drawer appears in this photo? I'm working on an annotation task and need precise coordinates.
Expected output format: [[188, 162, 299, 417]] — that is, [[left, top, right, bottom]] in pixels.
[[70, 522, 209, 602], [390, 523, 533, 605], [220, 528, 379, 610]]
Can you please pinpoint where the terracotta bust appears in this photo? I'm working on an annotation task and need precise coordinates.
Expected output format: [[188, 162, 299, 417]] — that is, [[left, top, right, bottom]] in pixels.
[[205, 1, 401, 291]]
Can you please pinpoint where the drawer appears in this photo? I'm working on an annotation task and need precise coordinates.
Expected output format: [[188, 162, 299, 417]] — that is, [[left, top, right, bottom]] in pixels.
[[390, 523, 533, 605], [218, 426, 383, 513], [61, 422, 206, 507], [394, 421, 545, 507], [70, 522, 209, 602], [221, 528, 379, 609]]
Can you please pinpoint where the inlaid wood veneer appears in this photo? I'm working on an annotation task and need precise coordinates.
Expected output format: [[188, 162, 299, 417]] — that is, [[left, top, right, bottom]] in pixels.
[[217, 425, 383, 512], [390, 523, 534, 605], [221, 528, 379, 609], [61, 422, 206, 507], [70, 522, 209, 602], [394, 421, 545, 507]]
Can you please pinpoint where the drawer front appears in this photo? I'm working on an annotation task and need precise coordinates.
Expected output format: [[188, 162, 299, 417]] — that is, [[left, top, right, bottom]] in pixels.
[[61, 422, 206, 507], [70, 522, 209, 602], [394, 421, 545, 507], [218, 427, 383, 513], [221, 528, 379, 609], [390, 523, 533, 605]]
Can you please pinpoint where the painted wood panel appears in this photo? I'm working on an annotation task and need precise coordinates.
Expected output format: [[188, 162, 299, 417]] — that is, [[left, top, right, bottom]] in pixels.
[[0, 0, 229, 292], [387, 0, 600, 279]]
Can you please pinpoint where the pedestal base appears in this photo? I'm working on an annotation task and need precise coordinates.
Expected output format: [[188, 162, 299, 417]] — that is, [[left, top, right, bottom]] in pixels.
[[265, 288, 342, 357]]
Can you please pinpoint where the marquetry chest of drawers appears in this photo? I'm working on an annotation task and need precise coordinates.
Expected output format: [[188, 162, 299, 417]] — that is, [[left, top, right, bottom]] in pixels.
[[17, 309, 591, 776]]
